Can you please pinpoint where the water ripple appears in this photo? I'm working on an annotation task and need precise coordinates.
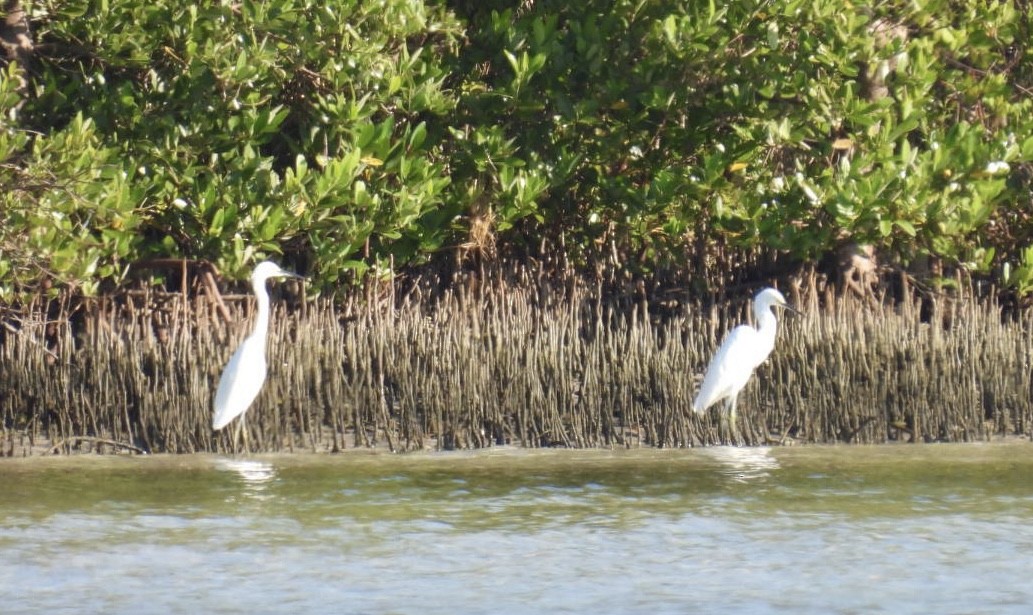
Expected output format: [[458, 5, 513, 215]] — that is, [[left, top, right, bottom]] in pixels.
[[704, 446, 781, 482]]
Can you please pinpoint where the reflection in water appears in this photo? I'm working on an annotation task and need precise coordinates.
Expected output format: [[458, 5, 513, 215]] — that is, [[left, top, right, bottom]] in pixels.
[[214, 458, 277, 494], [704, 446, 780, 482]]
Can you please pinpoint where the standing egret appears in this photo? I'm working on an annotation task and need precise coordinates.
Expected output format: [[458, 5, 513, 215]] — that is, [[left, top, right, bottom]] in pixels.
[[693, 287, 799, 442], [213, 260, 302, 453]]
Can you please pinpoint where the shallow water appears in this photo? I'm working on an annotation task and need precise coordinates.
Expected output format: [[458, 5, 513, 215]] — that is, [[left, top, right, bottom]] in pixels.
[[2, 444, 1032, 614]]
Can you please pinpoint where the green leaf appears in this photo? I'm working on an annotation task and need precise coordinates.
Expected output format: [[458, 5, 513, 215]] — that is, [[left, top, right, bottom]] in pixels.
[[894, 220, 917, 237]]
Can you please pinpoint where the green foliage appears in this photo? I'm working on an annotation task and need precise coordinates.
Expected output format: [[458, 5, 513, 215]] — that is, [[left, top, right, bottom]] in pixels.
[[451, 0, 1033, 284], [2, 0, 1033, 297], [6, 0, 464, 295], [1, 61, 143, 299]]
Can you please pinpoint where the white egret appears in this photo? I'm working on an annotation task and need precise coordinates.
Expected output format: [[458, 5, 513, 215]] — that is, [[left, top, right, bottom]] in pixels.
[[213, 260, 302, 452], [693, 287, 799, 441]]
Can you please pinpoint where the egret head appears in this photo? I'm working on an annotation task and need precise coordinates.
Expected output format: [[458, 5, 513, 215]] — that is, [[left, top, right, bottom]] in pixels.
[[754, 287, 801, 316], [251, 260, 303, 284]]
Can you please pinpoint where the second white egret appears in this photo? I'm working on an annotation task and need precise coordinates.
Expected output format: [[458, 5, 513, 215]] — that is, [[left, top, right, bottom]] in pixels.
[[693, 287, 799, 441], [213, 260, 302, 453]]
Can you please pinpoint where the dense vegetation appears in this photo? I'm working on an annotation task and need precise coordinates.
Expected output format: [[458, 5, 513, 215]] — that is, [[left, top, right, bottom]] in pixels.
[[2, 0, 1032, 300]]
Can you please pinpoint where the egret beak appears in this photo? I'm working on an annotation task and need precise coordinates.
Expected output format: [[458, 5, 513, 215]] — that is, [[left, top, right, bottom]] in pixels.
[[277, 270, 305, 282], [780, 302, 803, 316]]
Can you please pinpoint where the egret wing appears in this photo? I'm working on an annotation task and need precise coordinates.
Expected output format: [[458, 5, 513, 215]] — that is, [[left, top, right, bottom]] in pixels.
[[692, 325, 760, 412], [212, 335, 268, 430]]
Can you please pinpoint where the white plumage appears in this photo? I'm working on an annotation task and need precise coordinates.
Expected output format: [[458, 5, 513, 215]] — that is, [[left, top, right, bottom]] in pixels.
[[693, 288, 797, 430], [212, 333, 268, 431], [212, 261, 301, 451]]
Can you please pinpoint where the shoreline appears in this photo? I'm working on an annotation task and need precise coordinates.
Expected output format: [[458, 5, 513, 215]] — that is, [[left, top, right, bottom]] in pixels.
[[4, 431, 1029, 460]]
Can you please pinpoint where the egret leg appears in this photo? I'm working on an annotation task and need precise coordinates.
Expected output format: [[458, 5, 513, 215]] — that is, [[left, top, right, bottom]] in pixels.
[[232, 415, 250, 456], [241, 414, 250, 455], [234, 414, 251, 456], [231, 418, 241, 455], [729, 395, 742, 446], [718, 398, 732, 445]]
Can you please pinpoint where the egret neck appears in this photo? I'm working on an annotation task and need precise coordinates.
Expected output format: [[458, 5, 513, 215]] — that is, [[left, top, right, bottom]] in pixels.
[[250, 269, 273, 358], [751, 301, 780, 367]]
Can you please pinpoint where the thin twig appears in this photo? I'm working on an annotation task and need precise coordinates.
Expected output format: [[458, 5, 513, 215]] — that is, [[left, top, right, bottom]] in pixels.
[[49, 436, 148, 455]]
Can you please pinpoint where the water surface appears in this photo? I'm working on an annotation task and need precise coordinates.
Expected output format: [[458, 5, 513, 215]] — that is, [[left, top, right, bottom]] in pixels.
[[2, 444, 1032, 614]]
